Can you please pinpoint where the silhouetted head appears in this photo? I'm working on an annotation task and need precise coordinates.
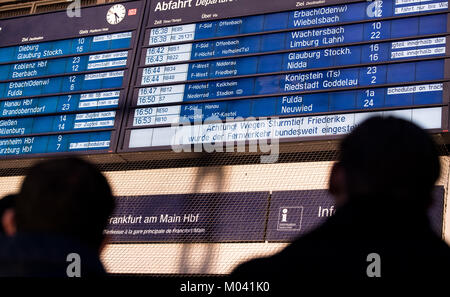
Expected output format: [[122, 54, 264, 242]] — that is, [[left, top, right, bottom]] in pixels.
[[0, 194, 16, 236], [330, 116, 440, 212], [15, 158, 114, 250]]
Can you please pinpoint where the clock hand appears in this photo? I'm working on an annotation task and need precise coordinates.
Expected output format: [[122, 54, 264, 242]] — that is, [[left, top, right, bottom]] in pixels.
[[113, 12, 119, 22]]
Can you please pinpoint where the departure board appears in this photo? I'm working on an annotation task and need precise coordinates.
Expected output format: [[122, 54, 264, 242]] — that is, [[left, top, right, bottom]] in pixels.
[[121, 0, 450, 152], [1, 0, 450, 159], [0, 1, 144, 158]]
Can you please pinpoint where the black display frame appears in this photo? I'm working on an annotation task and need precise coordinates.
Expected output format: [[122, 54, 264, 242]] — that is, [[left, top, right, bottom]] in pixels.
[[0, 0, 148, 160], [118, 0, 450, 153]]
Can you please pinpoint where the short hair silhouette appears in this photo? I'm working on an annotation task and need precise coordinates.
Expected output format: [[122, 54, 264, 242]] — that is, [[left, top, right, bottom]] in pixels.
[[15, 157, 114, 249], [335, 116, 440, 210], [0, 194, 16, 235]]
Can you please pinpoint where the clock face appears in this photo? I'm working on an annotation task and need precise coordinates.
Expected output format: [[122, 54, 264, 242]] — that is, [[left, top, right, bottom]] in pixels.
[[106, 4, 126, 25]]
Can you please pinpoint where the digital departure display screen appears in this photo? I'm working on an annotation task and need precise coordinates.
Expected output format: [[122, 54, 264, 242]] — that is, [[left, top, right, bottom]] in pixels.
[[0, 1, 144, 157], [121, 0, 450, 152]]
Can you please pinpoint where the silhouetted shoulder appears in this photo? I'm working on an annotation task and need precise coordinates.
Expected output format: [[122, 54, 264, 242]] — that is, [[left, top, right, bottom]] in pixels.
[[231, 202, 450, 280]]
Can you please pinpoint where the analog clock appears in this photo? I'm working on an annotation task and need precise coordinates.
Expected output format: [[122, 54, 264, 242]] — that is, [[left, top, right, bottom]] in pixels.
[[106, 4, 126, 25]]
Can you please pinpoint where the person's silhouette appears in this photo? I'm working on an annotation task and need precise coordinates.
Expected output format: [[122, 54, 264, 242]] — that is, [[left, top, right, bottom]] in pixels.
[[0, 194, 17, 237], [232, 116, 450, 280], [0, 157, 114, 277]]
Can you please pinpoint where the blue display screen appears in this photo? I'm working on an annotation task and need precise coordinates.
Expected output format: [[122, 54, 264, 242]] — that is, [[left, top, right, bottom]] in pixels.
[[0, 50, 130, 81], [1, 0, 449, 156], [0, 0, 144, 157], [0, 131, 112, 156], [0, 32, 132, 64], [174, 83, 444, 123], [148, 0, 447, 44], [145, 15, 446, 64], [128, 0, 449, 134], [143, 32, 446, 84], [0, 111, 116, 137], [0, 91, 121, 118], [0, 70, 125, 98]]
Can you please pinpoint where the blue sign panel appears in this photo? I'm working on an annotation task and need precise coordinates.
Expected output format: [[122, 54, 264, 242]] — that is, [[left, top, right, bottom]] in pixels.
[[104, 187, 445, 243], [105, 192, 269, 242]]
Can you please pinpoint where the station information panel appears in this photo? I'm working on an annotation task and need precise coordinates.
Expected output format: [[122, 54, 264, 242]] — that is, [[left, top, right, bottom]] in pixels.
[[0, 1, 144, 157], [122, 0, 450, 152], [1, 0, 449, 158]]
